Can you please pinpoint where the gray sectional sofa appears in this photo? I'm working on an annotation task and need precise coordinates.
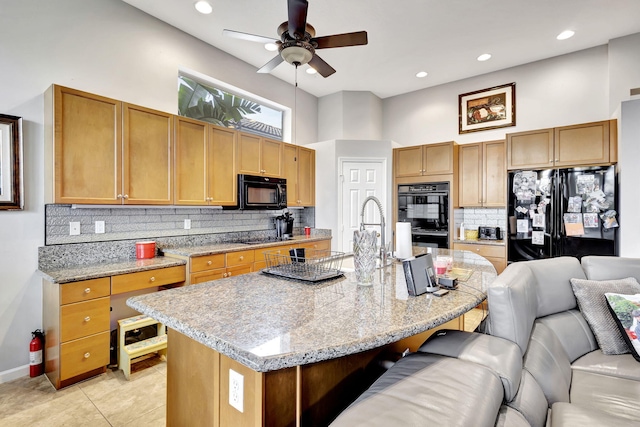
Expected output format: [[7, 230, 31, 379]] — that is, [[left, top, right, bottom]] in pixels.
[[330, 256, 640, 426]]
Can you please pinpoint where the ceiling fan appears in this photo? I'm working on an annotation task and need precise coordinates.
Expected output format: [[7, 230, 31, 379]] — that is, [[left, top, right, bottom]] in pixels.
[[223, 0, 368, 78]]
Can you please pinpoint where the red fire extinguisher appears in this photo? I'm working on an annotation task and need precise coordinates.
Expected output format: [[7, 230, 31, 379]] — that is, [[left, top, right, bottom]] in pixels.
[[30, 329, 44, 377]]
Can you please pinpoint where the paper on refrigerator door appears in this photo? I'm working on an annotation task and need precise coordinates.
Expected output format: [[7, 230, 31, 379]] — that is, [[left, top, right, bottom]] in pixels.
[[532, 231, 545, 245], [516, 219, 529, 233]]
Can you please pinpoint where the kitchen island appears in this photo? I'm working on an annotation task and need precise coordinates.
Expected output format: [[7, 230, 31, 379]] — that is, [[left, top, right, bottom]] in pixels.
[[127, 248, 496, 426]]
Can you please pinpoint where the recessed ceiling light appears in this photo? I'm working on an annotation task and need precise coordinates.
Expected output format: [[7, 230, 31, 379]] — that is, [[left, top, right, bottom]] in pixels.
[[194, 1, 213, 14], [557, 30, 575, 40], [416, 71, 428, 78], [264, 43, 278, 52], [477, 53, 492, 62], [306, 67, 317, 75]]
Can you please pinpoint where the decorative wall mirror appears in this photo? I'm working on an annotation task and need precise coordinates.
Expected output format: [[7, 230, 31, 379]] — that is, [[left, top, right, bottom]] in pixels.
[[0, 114, 24, 210]]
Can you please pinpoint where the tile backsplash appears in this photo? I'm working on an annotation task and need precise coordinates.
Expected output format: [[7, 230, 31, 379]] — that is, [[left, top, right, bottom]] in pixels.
[[453, 207, 508, 237], [45, 204, 315, 245]]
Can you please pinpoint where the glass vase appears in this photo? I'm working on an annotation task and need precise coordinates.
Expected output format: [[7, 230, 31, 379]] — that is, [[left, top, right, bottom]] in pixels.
[[353, 229, 377, 285]]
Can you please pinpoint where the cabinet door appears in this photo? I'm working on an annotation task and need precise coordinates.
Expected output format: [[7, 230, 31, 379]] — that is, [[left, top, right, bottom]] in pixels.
[[237, 133, 262, 175], [483, 140, 506, 207], [175, 116, 208, 205], [297, 147, 315, 206], [424, 142, 454, 175], [53, 86, 122, 204], [554, 120, 611, 167], [507, 129, 554, 170], [209, 125, 237, 205], [283, 144, 299, 206], [394, 146, 424, 177], [261, 138, 283, 177], [123, 104, 173, 204], [458, 144, 482, 207]]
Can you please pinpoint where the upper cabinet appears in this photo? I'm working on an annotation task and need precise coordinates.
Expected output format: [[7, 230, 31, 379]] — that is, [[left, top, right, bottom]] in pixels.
[[237, 132, 283, 177], [45, 85, 173, 205], [395, 142, 457, 178], [458, 140, 506, 207], [283, 144, 315, 207], [507, 120, 617, 170]]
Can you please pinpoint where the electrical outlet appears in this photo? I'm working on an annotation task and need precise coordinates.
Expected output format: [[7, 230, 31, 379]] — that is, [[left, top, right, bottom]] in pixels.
[[95, 221, 105, 234], [184, 219, 191, 230], [69, 222, 81, 236], [229, 369, 244, 413]]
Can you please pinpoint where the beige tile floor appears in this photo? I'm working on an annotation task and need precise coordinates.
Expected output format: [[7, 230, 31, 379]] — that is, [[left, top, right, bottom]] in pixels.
[[0, 308, 486, 427]]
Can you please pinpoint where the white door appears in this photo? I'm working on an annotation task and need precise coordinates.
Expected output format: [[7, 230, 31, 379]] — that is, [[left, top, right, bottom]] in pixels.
[[339, 159, 387, 254]]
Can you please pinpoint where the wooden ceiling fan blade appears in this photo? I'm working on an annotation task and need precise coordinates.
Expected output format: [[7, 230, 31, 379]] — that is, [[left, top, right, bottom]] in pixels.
[[308, 54, 336, 78], [257, 55, 285, 73], [223, 29, 278, 44], [287, 0, 308, 38], [313, 31, 368, 49]]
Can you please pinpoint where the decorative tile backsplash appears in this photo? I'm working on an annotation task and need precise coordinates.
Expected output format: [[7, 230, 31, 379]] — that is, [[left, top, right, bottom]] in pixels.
[[453, 207, 508, 237], [45, 204, 315, 245]]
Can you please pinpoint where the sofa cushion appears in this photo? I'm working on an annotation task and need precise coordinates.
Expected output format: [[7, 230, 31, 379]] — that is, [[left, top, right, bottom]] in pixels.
[[329, 353, 504, 427], [506, 369, 549, 427], [550, 402, 640, 427], [570, 277, 640, 354], [417, 330, 522, 401], [537, 310, 598, 362], [525, 257, 584, 317], [581, 255, 640, 282], [572, 349, 640, 381], [486, 262, 538, 354], [570, 369, 640, 423], [523, 321, 572, 406], [605, 292, 640, 361], [494, 406, 530, 427]]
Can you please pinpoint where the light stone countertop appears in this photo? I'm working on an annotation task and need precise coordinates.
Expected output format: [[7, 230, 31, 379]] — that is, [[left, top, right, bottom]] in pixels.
[[127, 248, 496, 373], [453, 238, 506, 246], [160, 235, 330, 257]]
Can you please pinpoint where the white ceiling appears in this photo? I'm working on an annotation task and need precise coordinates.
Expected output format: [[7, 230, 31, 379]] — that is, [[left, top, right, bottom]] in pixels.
[[122, 0, 640, 99]]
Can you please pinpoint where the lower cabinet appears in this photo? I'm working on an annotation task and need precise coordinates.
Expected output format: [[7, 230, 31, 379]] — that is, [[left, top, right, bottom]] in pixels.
[[452, 242, 506, 274], [43, 266, 186, 389]]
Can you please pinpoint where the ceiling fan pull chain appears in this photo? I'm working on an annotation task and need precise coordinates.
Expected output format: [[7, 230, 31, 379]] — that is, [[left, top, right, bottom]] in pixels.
[[294, 64, 298, 146]]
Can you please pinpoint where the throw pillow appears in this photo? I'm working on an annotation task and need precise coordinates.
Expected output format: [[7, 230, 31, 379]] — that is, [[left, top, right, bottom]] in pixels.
[[604, 292, 640, 362], [570, 277, 640, 355]]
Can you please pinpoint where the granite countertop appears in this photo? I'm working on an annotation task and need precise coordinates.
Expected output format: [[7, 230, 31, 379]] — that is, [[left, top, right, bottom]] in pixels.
[[453, 238, 506, 246], [127, 248, 496, 373], [160, 235, 330, 257], [38, 257, 187, 284]]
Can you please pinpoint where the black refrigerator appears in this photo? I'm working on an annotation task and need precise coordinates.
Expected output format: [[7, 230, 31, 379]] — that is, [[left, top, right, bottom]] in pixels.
[[508, 165, 618, 262]]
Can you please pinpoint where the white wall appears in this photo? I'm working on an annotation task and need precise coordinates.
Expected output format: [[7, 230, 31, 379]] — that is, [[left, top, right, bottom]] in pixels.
[[0, 0, 318, 376], [318, 91, 383, 141], [608, 33, 640, 117], [619, 99, 640, 256]]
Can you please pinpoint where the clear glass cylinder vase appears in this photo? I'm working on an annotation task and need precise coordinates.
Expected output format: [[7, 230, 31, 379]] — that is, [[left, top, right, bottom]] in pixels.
[[353, 229, 377, 285]]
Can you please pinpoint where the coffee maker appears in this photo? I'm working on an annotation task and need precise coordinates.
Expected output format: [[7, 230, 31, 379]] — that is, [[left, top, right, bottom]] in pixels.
[[275, 211, 294, 239]]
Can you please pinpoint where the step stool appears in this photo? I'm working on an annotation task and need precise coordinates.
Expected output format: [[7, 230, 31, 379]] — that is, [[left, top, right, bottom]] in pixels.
[[117, 314, 167, 380]]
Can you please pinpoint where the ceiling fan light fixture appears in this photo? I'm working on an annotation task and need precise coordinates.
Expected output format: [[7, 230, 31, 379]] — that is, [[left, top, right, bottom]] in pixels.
[[264, 43, 279, 52], [306, 67, 317, 75], [194, 1, 213, 14], [477, 53, 492, 62], [281, 45, 313, 66], [557, 30, 575, 40]]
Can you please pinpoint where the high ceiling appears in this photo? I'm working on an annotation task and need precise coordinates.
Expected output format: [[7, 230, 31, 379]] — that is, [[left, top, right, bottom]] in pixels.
[[122, 0, 640, 99]]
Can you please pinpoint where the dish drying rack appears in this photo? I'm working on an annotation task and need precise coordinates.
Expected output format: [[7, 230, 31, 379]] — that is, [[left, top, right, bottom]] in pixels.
[[262, 249, 345, 282]]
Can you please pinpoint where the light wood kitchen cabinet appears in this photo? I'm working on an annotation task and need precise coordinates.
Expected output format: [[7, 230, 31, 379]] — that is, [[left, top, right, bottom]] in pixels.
[[43, 267, 186, 389], [283, 144, 316, 207], [458, 140, 506, 207], [237, 132, 283, 177], [507, 120, 617, 170], [45, 85, 174, 205], [394, 142, 457, 177], [187, 250, 255, 285], [453, 242, 506, 274]]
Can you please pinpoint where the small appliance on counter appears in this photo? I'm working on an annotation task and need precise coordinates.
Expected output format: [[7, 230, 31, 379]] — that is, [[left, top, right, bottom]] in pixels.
[[478, 226, 501, 240], [275, 211, 294, 239]]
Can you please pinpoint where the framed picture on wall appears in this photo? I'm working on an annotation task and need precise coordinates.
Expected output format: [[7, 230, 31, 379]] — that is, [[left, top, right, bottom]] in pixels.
[[459, 82, 516, 134], [0, 114, 24, 210]]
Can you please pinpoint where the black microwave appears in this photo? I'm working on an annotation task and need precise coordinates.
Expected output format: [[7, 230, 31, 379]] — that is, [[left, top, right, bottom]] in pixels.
[[238, 174, 287, 210]]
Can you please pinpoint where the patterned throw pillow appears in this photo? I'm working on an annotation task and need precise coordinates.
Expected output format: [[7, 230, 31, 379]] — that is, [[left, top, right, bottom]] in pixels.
[[604, 292, 640, 362], [570, 277, 640, 355]]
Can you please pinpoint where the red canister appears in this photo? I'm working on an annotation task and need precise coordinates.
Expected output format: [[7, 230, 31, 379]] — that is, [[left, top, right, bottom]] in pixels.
[[136, 241, 156, 259]]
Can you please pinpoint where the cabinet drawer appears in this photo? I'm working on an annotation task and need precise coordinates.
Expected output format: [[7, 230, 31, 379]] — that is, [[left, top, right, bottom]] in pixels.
[[298, 239, 331, 252], [60, 331, 110, 381], [453, 243, 505, 258], [254, 244, 296, 264], [226, 264, 252, 277], [61, 297, 110, 342], [226, 250, 255, 267], [191, 268, 227, 285], [61, 277, 111, 305], [191, 254, 225, 272], [111, 265, 186, 294]]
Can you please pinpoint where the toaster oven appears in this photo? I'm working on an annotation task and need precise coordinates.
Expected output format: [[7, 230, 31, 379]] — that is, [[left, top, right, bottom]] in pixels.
[[478, 226, 501, 240]]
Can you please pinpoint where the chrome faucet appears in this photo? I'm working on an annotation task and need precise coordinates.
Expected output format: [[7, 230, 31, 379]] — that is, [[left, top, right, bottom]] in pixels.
[[360, 195, 388, 267]]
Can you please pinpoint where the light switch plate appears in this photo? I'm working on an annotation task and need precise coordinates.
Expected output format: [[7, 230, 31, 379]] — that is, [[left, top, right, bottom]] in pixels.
[[229, 369, 244, 413], [69, 222, 81, 236], [95, 221, 105, 234], [184, 219, 191, 230]]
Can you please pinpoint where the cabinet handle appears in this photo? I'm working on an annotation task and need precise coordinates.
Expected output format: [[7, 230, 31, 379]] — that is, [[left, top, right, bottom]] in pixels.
[[227, 272, 232, 277], [84, 288, 91, 294], [123, 194, 129, 199], [84, 316, 91, 322], [223, 273, 228, 278], [239, 256, 244, 261], [117, 194, 123, 199], [555, 158, 559, 162], [84, 352, 91, 359], [549, 160, 553, 163], [150, 276, 155, 282], [207, 260, 212, 265]]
